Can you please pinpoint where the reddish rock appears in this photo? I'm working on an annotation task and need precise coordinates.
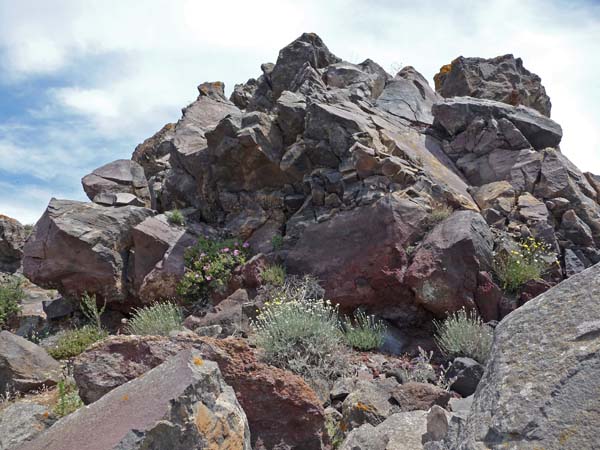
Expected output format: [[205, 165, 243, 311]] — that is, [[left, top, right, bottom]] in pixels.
[[391, 382, 451, 412], [73, 334, 326, 450], [474, 271, 502, 322], [405, 210, 494, 317], [518, 278, 554, 306]]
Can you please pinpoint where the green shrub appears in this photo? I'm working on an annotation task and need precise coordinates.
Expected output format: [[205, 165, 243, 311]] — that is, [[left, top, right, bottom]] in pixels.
[[0, 277, 23, 329], [125, 301, 183, 336], [80, 292, 105, 331], [252, 276, 347, 384], [53, 379, 83, 417], [427, 202, 453, 227], [271, 234, 284, 250], [493, 236, 558, 293], [343, 310, 386, 351], [260, 264, 286, 287], [167, 209, 185, 226], [177, 237, 249, 304], [434, 308, 493, 364], [47, 325, 108, 360]]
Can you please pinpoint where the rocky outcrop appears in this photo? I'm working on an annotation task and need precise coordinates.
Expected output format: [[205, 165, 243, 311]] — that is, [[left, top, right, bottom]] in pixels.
[[19, 349, 251, 450], [0, 215, 26, 273], [0, 402, 54, 450], [82, 159, 151, 207], [454, 263, 600, 449], [23, 199, 153, 303], [0, 331, 60, 394], [434, 54, 552, 116], [73, 334, 326, 450]]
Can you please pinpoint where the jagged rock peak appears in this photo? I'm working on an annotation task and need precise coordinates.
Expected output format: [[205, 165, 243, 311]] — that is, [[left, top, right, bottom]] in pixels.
[[434, 54, 552, 117]]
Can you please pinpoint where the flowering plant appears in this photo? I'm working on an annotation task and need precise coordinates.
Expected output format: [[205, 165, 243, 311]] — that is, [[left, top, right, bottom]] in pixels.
[[493, 236, 558, 293], [177, 237, 249, 304]]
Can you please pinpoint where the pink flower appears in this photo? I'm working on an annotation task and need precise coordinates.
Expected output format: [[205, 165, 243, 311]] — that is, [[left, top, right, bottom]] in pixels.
[[200, 252, 206, 257], [234, 241, 239, 247], [242, 242, 250, 248], [222, 247, 230, 253], [233, 249, 240, 256], [203, 265, 210, 271], [205, 275, 212, 281]]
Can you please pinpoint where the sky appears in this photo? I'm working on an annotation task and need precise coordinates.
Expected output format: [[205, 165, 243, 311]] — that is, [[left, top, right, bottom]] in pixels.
[[1, 0, 599, 224]]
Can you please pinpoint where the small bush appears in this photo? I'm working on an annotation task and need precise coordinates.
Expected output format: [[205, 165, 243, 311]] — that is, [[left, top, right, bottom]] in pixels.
[[80, 292, 105, 331], [178, 237, 249, 304], [53, 379, 83, 417], [398, 347, 455, 390], [434, 309, 493, 364], [343, 310, 386, 351], [427, 202, 453, 226], [0, 277, 23, 329], [47, 325, 108, 360], [271, 234, 284, 250], [260, 264, 286, 287], [252, 276, 347, 385], [167, 209, 186, 226], [125, 301, 183, 336], [493, 236, 558, 293]]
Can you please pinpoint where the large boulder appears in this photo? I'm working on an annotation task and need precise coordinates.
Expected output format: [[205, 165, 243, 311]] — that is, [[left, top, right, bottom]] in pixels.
[[19, 349, 251, 450], [82, 159, 151, 207], [0, 215, 26, 273], [73, 334, 326, 450], [405, 210, 494, 317], [454, 263, 600, 449], [285, 193, 430, 324], [0, 331, 60, 394], [23, 199, 153, 303], [434, 54, 552, 117], [0, 402, 54, 450], [432, 97, 562, 150], [131, 122, 175, 178]]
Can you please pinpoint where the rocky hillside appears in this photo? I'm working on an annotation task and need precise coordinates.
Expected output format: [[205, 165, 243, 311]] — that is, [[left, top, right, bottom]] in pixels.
[[1, 32, 599, 450]]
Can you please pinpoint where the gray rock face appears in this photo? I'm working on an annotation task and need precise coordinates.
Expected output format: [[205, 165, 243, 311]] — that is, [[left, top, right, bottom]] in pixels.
[[0, 402, 54, 450], [20, 349, 251, 450], [131, 122, 175, 178], [0, 215, 26, 273], [434, 54, 552, 117], [339, 411, 428, 450], [447, 357, 484, 397], [454, 263, 600, 449], [433, 97, 562, 150], [23, 199, 153, 303], [376, 66, 441, 125], [82, 159, 151, 207], [0, 331, 60, 394]]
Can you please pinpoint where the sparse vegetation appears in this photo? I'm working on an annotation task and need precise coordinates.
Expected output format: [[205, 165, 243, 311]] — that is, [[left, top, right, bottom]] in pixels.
[[271, 234, 284, 250], [493, 236, 558, 293], [434, 308, 493, 364], [260, 264, 286, 287], [167, 209, 186, 226], [53, 379, 83, 417], [47, 325, 108, 360], [343, 310, 386, 351], [427, 202, 453, 227], [252, 276, 347, 385], [23, 224, 34, 238], [178, 237, 249, 304], [80, 292, 105, 331], [397, 347, 455, 390], [125, 301, 183, 336], [0, 276, 24, 329]]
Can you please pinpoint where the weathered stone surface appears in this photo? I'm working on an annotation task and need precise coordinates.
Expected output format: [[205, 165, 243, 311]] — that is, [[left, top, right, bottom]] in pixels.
[[339, 411, 428, 450], [472, 181, 515, 214], [0, 215, 26, 273], [82, 159, 151, 207], [341, 377, 400, 430], [0, 402, 54, 450], [285, 193, 429, 324], [183, 288, 250, 337], [93, 192, 145, 207], [433, 97, 562, 150], [405, 211, 494, 317], [376, 66, 440, 125], [0, 331, 60, 394], [21, 349, 251, 450], [131, 122, 175, 178], [73, 334, 326, 450], [455, 263, 600, 449], [391, 382, 451, 412], [270, 32, 340, 99], [434, 54, 552, 116], [23, 199, 153, 303], [447, 357, 484, 397]]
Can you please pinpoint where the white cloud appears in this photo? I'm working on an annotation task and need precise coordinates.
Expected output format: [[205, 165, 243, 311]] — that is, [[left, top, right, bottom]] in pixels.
[[0, 0, 599, 224]]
